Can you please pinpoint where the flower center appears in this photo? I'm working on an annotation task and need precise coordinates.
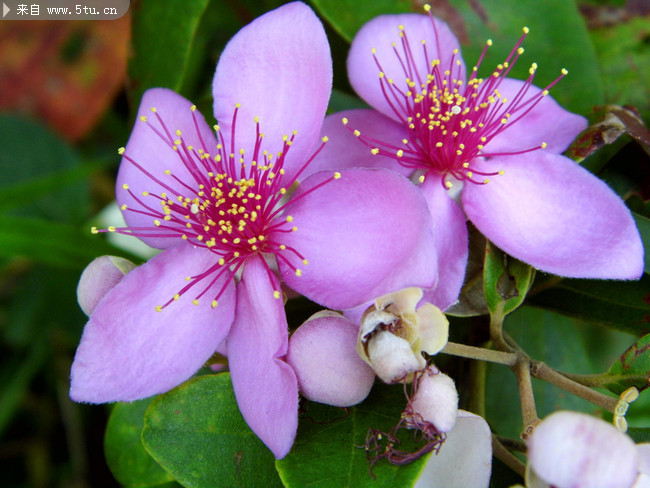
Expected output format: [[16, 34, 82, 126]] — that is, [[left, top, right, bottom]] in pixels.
[[94, 104, 335, 310], [347, 4, 567, 190]]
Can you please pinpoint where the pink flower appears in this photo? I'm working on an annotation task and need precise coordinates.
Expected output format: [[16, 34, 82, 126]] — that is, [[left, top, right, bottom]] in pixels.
[[309, 7, 644, 309], [70, 2, 437, 459]]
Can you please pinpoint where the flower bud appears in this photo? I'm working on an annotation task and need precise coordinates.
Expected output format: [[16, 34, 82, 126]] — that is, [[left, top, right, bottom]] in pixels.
[[357, 288, 448, 383], [407, 369, 459, 433], [77, 255, 136, 316], [527, 411, 640, 488], [287, 311, 375, 407]]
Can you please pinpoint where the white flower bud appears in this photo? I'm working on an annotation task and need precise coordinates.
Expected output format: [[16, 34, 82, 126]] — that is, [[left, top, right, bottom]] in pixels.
[[527, 411, 640, 488], [357, 288, 449, 384], [287, 312, 375, 407], [77, 255, 136, 316], [408, 370, 459, 433]]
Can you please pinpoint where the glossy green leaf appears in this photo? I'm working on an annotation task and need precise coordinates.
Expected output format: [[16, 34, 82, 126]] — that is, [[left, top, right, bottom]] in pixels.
[[485, 306, 602, 439], [129, 0, 210, 105], [310, 0, 414, 42], [277, 383, 428, 488], [142, 374, 282, 488], [454, 0, 604, 115], [604, 334, 650, 395], [528, 274, 650, 336], [105, 398, 174, 487], [0, 115, 89, 223], [0, 216, 139, 269], [484, 242, 534, 317]]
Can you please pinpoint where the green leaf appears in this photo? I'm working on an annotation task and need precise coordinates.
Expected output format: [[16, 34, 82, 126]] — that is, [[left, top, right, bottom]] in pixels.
[[310, 0, 414, 42], [277, 383, 428, 488], [454, 0, 604, 115], [129, 0, 210, 105], [0, 115, 89, 223], [604, 334, 650, 395], [627, 427, 650, 444], [528, 274, 650, 336], [105, 398, 174, 487], [142, 374, 282, 488], [0, 216, 139, 269], [483, 241, 534, 317]]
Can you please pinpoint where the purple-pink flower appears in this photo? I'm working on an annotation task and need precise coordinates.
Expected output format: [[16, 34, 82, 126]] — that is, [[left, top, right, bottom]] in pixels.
[[309, 7, 644, 309], [69, 2, 437, 459]]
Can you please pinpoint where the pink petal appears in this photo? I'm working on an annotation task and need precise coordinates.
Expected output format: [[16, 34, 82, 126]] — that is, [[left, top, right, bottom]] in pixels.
[[227, 255, 298, 459], [70, 244, 236, 403], [287, 312, 375, 407], [419, 176, 468, 310], [462, 152, 644, 279], [348, 14, 464, 122], [116, 88, 218, 249], [305, 109, 412, 178], [483, 78, 588, 155], [212, 2, 331, 178], [278, 168, 438, 309], [77, 255, 136, 316], [414, 410, 492, 488]]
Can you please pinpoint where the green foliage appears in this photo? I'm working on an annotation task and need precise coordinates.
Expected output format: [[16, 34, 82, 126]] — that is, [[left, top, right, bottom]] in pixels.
[[142, 374, 283, 488], [483, 242, 534, 317], [605, 333, 650, 395], [105, 399, 174, 487], [277, 382, 427, 488]]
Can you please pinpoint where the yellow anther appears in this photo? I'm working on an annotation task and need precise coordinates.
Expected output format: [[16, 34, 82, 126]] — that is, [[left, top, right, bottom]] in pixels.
[[487, 39, 493, 46], [353, 130, 361, 137], [396, 149, 404, 157], [523, 26, 529, 34], [211, 300, 218, 308], [90, 226, 98, 234], [418, 175, 425, 183], [322, 136, 329, 143], [541, 142, 548, 149], [154, 220, 161, 226], [561, 68, 568, 75], [139, 115, 147, 122], [173, 294, 180, 301], [155, 305, 163, 312], [498, 170, 505, 176], [120, 204, 127, 210], [371, 148, 380, 155], [118, 147, 125, 155], [150, 107, 157, 113], [108, 226, 116, 232], [302, 259, 309, 265], [295, 269, 302, 277], [334, 172, 342, 179], [423, 3, 431, 11], [122, 183, 129, 190], [192, 299, 199, 306], [445, 180, 453, 189], [235, 103, 241, 108], [190, 105, 196, 112], [542, 89, 549, 96], [273, 290, 281, 299]]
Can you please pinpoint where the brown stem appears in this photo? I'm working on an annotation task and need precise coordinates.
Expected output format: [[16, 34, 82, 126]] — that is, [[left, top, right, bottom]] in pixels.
[[492, 435, 526, 478], [530, 361, 618, 413], [514, 358, 539, 437], [441, 342, 518, 366]]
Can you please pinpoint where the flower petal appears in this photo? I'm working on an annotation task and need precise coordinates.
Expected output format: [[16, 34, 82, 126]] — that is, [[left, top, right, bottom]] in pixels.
[[116, 88, 218, 249], [348, 14, 464, 122], [419, 175, 468, 310], [462, 152, 644, 279], [70, 244, 236, 403], [227, 255, 298, 459], [212, 2, 331, 178], [414, 410, 492, 488], [77, 255, 136, 316], [527, 411, 639, 488], [278, 168, 438, 309], [483, 78, 587, 155], [305, 109, 412, 178]]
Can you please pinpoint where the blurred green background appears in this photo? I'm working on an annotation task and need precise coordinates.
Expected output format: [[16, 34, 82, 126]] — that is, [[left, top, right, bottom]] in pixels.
[[0, 0, 649, 486]]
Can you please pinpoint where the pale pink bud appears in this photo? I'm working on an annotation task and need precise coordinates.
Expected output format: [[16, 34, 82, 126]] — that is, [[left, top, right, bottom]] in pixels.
[[287, 312, 375, 407], [527, 411, 640, 488], [407, 369, 459, 433], [77, 255, 136, 316]]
